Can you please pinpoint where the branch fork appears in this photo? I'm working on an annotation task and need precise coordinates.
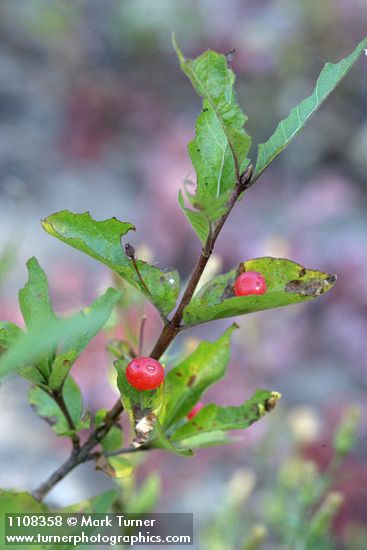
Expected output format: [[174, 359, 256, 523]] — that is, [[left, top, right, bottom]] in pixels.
[[32, 166, 253, 502]]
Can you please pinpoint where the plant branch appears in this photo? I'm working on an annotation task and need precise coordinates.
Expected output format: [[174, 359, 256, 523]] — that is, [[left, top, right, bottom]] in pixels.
[[124, 243, 169, 326], [150, 166, 252, 358], [32, 404, 126, 502], [138, 314, 147, 356], [32, 447, 81, 502], [52, 390, 80, 450], [32, 166, 253, 502], [87, 445, 148, 461]]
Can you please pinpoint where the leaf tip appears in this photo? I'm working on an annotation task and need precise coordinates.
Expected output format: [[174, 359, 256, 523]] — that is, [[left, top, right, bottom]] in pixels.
[[41, 217, 54, 236], [26, 256, 38, 269], [257, 390, 281, 417], [265, 391, 282, 412], [285, 271, 337, 297], [326, 273, 337, 285], [172, 32, 185, 65]]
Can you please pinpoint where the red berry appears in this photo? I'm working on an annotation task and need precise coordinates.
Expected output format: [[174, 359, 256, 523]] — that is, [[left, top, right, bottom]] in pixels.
[[234, 271, 267, 297], [187, 402, 204, 420], [126, 357, 164, 391]]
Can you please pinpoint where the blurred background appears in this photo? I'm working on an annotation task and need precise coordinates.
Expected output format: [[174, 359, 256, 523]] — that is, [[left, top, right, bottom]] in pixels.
[[0, 1, 366, 548]]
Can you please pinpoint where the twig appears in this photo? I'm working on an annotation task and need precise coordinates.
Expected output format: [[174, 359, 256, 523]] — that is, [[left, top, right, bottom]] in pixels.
[[87, 445, 147, 461], [150, 167, 253, 358], [124, 243, 170, 325], [33, 401, 125, 501], [32, 166, 253, 501], [138, 315, 147, 356], [32, 447, 81, 502], [52, 390, 80, 450]]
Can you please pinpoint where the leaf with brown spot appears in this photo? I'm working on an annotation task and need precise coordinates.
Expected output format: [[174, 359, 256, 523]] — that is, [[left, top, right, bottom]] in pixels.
[[161, 325, 237, 429], [170, 390, 281, 442], [188, 375, 196, 388], [48, 351, 78, 391], [285, 278, 335, 297], [183, 257, 337, 326]]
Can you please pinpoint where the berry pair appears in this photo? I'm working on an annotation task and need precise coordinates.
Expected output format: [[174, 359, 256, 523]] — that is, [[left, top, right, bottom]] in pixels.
[[125, 272, 266, 392]]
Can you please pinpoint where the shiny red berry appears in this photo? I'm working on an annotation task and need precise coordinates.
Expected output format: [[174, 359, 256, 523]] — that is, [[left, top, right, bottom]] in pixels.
[[234, 271, 267, 297], [126, 357, 164, 391], [187, 402, 204, 420]]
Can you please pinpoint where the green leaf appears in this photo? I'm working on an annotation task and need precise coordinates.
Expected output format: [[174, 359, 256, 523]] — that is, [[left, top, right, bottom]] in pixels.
[[174, 36, 251, 189], [49, 287, 120, 390], [178, 190, 210, 244], [0, 291, 121, 380], [102, 426, 123, 452], [0, 328, 9, 354], [0, 242, 16, 287], [174, 36, 251, 239], [178, 189, 231, 244], [174, 430, 233, 449], [29, 376, 86, 436], [254, 36, 367, 180], [19, 257, 57, 378], [48, 350, 78, 390], [183, 257, 337, 326], [16, 364, 48, 387], [0, 490, 48, 550], [62, 490, 117, 513], [4, 264, 120, 386], [151, 419, 193, 457], [0, 490, 47, 513], [0, 321, 48, 387], [0, 322, 21, 358], [19, 257, 56, 328], [62, 287, 121, 356], [106, 339, 134, 360], [42, 210, 180, 316], [125, 474, 161, 513], [170, 389, 281, 442], [107, 456, 133, 478], [94, 409, 108, 426], [162, 325, 237, 429], [57, 491, 118, 550], [95, 409, 124, 452], [0, 321, 22, 348]]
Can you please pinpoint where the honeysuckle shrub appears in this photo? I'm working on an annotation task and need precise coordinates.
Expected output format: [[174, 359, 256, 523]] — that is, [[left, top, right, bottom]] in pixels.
[[0, 36, 365, 529]]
